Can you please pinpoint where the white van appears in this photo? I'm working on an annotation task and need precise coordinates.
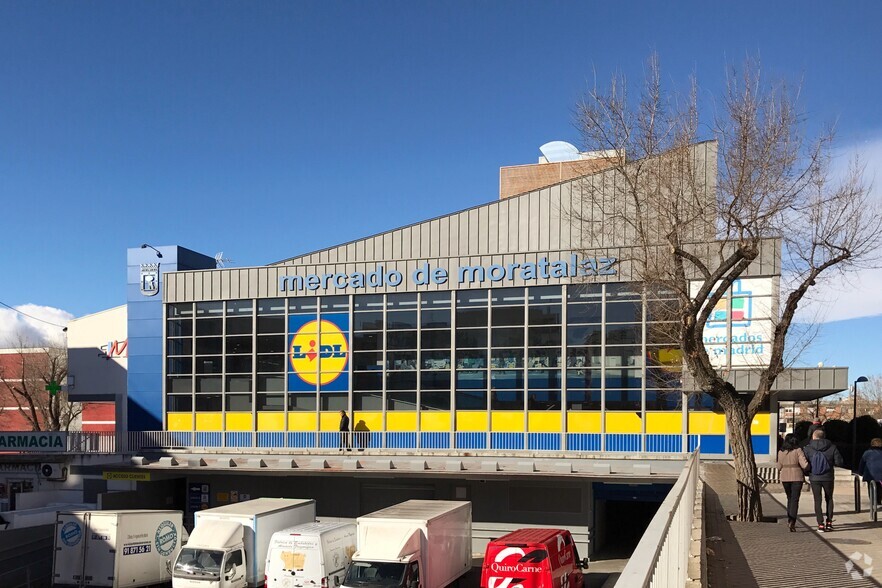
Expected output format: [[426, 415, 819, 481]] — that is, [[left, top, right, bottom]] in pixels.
[[265, 521, 357, 588]]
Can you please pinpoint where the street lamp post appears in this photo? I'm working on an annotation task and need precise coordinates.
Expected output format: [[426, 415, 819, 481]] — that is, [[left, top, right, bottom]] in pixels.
[[852, 375, 869, 471]]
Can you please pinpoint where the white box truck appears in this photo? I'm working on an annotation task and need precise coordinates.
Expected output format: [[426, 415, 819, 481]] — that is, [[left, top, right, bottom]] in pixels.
[[342, 500, 472, 588], [53, 509, 185, 588], [0, 503, 94, 530], [172, 498, 315, 588], [265, 521, 357, 588]]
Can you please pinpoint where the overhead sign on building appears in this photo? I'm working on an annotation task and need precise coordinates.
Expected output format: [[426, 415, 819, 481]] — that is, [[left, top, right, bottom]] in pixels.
[[0, 432, 67, 452]]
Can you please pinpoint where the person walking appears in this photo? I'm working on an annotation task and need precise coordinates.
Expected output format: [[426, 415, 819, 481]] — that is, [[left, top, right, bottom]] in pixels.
[[339, 410, 351, 451], [803, 429, 844, 532], [858, 438, 882, 505], [777, 433, 809, 531]]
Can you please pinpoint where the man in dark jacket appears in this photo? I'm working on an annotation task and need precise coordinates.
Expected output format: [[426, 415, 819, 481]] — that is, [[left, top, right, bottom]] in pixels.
[[803, 429, 844, 532], [858, 438, 882, 504], [339, 410, 351, 451]]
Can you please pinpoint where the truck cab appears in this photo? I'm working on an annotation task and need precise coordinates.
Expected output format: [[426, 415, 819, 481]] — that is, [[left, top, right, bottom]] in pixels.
[[172, 520, 247, 588], [481, 529, 589, 588], [343, 556, 421, 588]]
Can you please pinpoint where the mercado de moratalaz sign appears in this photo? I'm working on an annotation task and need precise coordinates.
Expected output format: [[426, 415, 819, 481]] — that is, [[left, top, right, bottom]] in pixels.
[[0, 432, 67, 452]]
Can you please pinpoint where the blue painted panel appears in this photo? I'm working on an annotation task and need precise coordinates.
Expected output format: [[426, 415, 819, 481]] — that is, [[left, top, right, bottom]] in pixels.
[[257, 433, 285, 448], [566, 433, 602, 451], [698, 434, 726, 454], [386, 432, 417, 449], [646, 434, 684, 453], [606, 433, 641, 452], [455, 432, 486, 450], [527, 433, 561, 451], [225, 432, 253, 447], [127, 322, 164, 341], [420, 432, 450, 449], [288, 432, 317, 448], [491, 432, 524, 450], [128, 355, 162, 374], [194, 432, 222, 447], [128, 301, 165, 321], [751, 435, 771, 455]]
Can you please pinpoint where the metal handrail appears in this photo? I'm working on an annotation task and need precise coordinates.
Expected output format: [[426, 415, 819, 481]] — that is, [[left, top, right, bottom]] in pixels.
[[615, 449, 701, 588]]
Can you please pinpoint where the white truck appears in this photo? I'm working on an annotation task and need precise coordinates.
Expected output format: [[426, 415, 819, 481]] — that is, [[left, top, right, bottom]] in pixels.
[[53, 509, 185, 588], [265, 521, 357, 588], [172, 498, 316, 588], [0, 503, 94, 530], [342, 500, 472, 588]]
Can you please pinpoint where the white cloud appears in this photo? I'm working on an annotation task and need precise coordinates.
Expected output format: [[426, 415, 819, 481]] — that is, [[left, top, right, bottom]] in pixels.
[[0, 304, 74, 348]]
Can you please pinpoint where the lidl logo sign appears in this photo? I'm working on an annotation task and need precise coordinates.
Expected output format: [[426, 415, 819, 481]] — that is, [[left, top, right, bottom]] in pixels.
[[288, 314, 349, 391], [707, 280, 752, 329]]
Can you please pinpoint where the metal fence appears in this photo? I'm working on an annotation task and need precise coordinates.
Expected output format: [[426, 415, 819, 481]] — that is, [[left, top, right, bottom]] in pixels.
[[124, 430, 713, 454], [615, 449, 701, 588], [65, 431, 117, 453]]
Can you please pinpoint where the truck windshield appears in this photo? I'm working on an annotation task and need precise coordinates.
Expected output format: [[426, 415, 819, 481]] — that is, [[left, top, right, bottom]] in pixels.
[[343, 561, 406, 586], [173, 548, 225, 578]]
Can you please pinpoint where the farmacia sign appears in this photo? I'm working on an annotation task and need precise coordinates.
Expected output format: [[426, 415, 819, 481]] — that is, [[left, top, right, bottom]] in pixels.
[[0, 432, 67, 452]]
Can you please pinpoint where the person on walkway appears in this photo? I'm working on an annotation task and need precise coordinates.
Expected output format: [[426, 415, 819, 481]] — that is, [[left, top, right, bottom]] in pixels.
[[803, 429, 844, 532], [776, 433, 809, 531], [339, 410, 351, 451], [858, 438, 882, 505]]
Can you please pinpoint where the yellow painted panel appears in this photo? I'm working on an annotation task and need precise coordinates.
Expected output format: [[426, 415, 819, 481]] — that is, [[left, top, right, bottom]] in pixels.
[[195, 412, 222, 431], [386, 412, 417, 431], [646, 412, 683, 434], [289, 412, 318, 431], [319, 412, 339, 431], [605, 412, 642, 433], [528, 412, 562, 433], [688, 412, 726, 434], [491, 412, 524, 432], [751, 413, 770, 435], [225, 412, 252, 431], [167, 413, 193, 431], [421, 412, 451, 432], [456, 411, 487, 432], [257, 412, 285, 431], [567, 412, 602, 433], [353, 412, 383, 432]]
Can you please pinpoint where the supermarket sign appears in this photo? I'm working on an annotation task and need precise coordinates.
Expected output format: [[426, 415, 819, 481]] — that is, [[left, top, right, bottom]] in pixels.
[[0, 432, 67, 452]]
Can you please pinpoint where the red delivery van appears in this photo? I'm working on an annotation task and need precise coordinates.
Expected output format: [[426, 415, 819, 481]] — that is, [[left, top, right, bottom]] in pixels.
[[481, 528, 589, 588]]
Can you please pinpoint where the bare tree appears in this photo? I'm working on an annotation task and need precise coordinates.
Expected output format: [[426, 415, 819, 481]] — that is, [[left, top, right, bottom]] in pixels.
[[0, 340, 81, 432], [572, 55, 882, 520]]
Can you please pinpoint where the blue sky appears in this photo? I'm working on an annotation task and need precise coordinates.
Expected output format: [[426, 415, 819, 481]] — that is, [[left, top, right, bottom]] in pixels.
[[1, 2, 880, 377]]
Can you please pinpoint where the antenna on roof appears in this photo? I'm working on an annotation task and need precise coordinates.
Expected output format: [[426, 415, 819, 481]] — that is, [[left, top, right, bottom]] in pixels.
[[215, 252, 234, 269], [539, 141, 580, 163]]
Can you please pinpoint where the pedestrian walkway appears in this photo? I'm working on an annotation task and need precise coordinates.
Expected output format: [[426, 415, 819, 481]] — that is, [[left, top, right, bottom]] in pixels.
[[704, 463, 881, 587]]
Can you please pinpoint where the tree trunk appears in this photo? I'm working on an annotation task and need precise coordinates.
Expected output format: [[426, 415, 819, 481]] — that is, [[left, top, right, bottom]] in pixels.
[[719, 391, 764, 521]]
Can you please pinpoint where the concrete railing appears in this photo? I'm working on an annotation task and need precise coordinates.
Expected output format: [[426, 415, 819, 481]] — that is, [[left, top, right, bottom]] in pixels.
[[615, 449, 701, 588]]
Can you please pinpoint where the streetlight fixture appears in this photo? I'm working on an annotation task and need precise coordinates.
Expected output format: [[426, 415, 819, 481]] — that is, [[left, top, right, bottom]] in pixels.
[[852, 375, 869, 471], [140, 243, 163, 258]]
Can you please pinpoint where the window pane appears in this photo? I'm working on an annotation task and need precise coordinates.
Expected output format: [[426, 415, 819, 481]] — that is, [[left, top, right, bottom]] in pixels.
[[420, 291, 451, 307], [421, 330, 451, 349], [492, 306, 524, 326], [491, 288, 525, 306], [195, 337, 222, 355], [567, 284, 602, 302], [387, 351, 416, 370], [226, 316, 252, 335], [567, 325, 602, 346], [456, 307, 487, 328], [195, 394, 222, 411], [353, 392, 383, 411], [528, 390, 561, 410], [456, 370, 487, 389], [320, 296, 349, 311], [387, 331, 417, 350], [226, 355, 252, 373], [567, 369, 602, 389], [257, 298, 285, 315], [257, 375, 285, 392], [528, 369, 561, 390], [387, 310, 417, 330], [566, 303, 602, 324], [646, 298, 679, 322], [226, 300, 253, 315], [226, 335, 252, 355], [606, 389, 642, 410], [491, 390, 523, 410], [566, 389, 602, 410], [456, 329, 487, 348], [421, 392, 451, 411], [320, 392, 348, 411], [422, 351, 451, 370], [605, 346, 643, 367], [168, 303, 194, 318], [387, 392, 417, 411], [225, 393, 252, 411], [288, 297, 318, 314], [354, 311, 384, 331], [646, 366, 682, 389], [606, 301, 642, 323], [288, 393, 317, 411], [257, 316, 285, 334], [456, 349, 487, 369], [353, 294, 384, 310], [421, 371, 451, 390], [354, 332, 382, 351], [167, 376, 192, 394], [527, 348, 561, 368], [528, 285, 562, 303], [491, 370, 524, 390], [606, 283, 642, 300], [226, 375, 252, 393], [195, 357, 223, 374], [605, 368, 643, 388], [167, 394, 192, 411], [456, 289, 489, 307], [388, 371, 418, 390], [492, 327, 524, 347], [257, 355, 285, 373], [528, 326, 561, 347], [195, 376, 222, 392], [647, 322, 679, 344], [167, 320, 193, 337], [490, 348, 523, 368], [257, 393, 284, 411], [353, 372, 383, 391], [195, 318, 222, 336], [421, 309, 451, 329], [196, 301, 223, 316], [387, 293, 418, 308], [257, 335, 285, 354], [646, 390, 682, 411], [456, 390, 487, 410], [529, 305, 562, 325], [566, 347, 602, 368], [167, 357, 192, 375]]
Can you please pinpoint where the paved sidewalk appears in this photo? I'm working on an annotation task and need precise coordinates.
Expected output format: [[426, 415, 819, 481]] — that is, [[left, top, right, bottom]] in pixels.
[[704, 463, 881, 587]]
